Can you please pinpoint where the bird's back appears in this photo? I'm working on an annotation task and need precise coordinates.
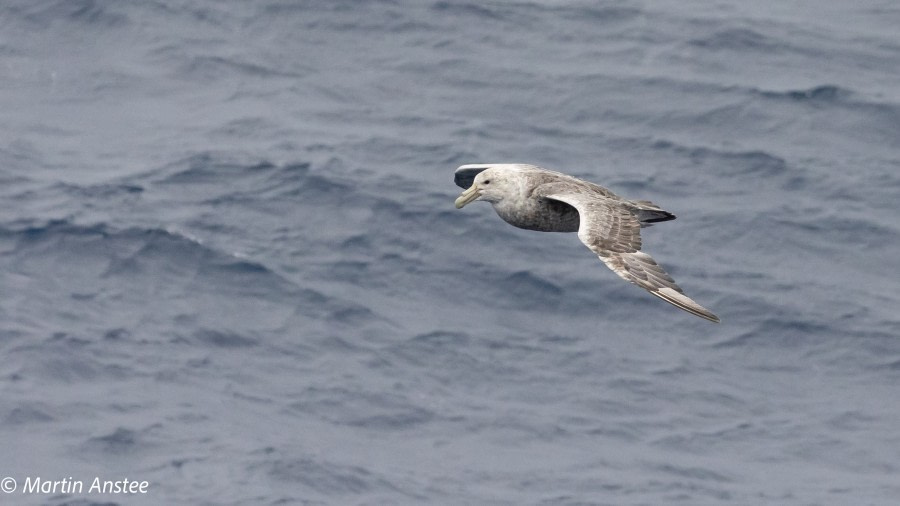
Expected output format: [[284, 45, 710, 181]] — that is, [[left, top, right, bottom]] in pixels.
[[521, 168, 674, 229]]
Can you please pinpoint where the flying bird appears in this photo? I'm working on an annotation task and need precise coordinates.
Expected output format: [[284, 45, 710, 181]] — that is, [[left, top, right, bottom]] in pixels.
[[454, 163, 719, 322]]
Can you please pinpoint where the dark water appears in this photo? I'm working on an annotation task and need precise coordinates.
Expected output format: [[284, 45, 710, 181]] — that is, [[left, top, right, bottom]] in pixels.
[[2, 1, 899, 504]]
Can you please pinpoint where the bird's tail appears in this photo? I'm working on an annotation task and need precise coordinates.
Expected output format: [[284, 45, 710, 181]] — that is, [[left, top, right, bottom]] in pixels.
[[630, 200, 676, 226]]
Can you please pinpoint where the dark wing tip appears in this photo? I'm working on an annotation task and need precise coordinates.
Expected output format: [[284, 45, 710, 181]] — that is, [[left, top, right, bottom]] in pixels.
[[454, 165, 489, 189]]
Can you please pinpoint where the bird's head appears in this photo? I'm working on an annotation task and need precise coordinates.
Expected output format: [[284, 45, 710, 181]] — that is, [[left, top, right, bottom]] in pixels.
[[454, 165, 522, 209]]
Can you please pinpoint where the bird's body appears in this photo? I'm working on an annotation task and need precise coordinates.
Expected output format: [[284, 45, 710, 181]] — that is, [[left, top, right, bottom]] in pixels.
[[453, 163, 719, 323]]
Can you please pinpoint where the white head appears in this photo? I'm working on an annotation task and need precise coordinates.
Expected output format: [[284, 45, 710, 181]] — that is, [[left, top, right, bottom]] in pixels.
[[454, 164, 527, 209]]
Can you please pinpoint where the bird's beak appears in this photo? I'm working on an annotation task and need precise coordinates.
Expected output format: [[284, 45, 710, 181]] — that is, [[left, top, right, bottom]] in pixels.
[[454, 184, 480, 209]]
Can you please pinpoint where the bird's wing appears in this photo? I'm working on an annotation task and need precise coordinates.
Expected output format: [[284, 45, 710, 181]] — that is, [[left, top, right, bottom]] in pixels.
[[454, 165, 489, 189], [536, 185, 719, 323]]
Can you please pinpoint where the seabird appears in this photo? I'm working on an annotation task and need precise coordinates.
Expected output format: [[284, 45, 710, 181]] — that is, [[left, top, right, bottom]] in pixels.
[[454, 163, 719, 323]]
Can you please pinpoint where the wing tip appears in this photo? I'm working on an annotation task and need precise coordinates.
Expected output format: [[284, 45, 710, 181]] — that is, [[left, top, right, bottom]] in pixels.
[[454, 165, 490, 189], [652, 287, 720, 323]]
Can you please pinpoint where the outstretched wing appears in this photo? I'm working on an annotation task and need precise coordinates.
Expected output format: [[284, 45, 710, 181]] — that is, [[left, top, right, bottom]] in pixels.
[[536, 185, 719, 323], [454, 165, 489, 189]]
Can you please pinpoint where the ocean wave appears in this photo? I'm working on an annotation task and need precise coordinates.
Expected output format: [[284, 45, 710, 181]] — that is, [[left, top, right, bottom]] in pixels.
[[4, 404, 55, 425], [154, 154, 352, 206], [712, 317, 832, 349], [3, 219, 378, 326], [493, 271, 564, 309], [155, 153, 276, 185], [57, 181, 145, 198], [758, 85, 851, 103], [772, 213, 900, 251], [752, 85, 900, 136], [651, 462, 733, 483], [559, 5, 643, 23], [84, 427, 147, 454], [2, 0, 899, 503], [651, 140, 788, 178], [175, 55, 306, 82], [289, 386, 436, 430], [384, 331, 474, 368], [191, 328, 257, 348], [260, 455, 407, 497], [431, 1, 503, 20], [7, 0, 129, 29], [688, 27, 784, 52]]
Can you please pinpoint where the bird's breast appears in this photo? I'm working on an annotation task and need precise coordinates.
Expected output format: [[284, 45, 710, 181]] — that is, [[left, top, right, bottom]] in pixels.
[[492, 197, 580, 232]]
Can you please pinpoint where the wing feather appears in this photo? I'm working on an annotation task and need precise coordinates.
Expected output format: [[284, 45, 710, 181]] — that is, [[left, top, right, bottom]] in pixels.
[[454, 165, 489, 189], [536, 185, 719, 323]]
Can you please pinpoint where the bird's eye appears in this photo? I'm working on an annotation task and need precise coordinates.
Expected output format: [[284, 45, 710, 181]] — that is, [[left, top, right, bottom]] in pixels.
[[483, 180, 491, 185]]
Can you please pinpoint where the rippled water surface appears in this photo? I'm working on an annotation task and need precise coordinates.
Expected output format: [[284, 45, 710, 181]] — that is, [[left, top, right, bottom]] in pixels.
[[2, 1, 899, 504]]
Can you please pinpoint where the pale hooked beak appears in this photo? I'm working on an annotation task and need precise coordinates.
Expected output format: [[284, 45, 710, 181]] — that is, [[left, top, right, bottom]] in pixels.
[[454, 184, 480, 209]]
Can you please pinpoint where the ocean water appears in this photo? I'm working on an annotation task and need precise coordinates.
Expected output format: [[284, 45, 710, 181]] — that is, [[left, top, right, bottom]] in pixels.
[[1, 0, 899, 504]]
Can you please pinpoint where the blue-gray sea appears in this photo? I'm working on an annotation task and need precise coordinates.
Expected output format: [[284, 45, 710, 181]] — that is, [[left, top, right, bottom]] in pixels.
[[2, 1, 899, 505]]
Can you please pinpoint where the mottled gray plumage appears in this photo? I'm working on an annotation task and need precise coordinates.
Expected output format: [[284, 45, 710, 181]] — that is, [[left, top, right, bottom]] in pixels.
[[454, 163, 719, 323]]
